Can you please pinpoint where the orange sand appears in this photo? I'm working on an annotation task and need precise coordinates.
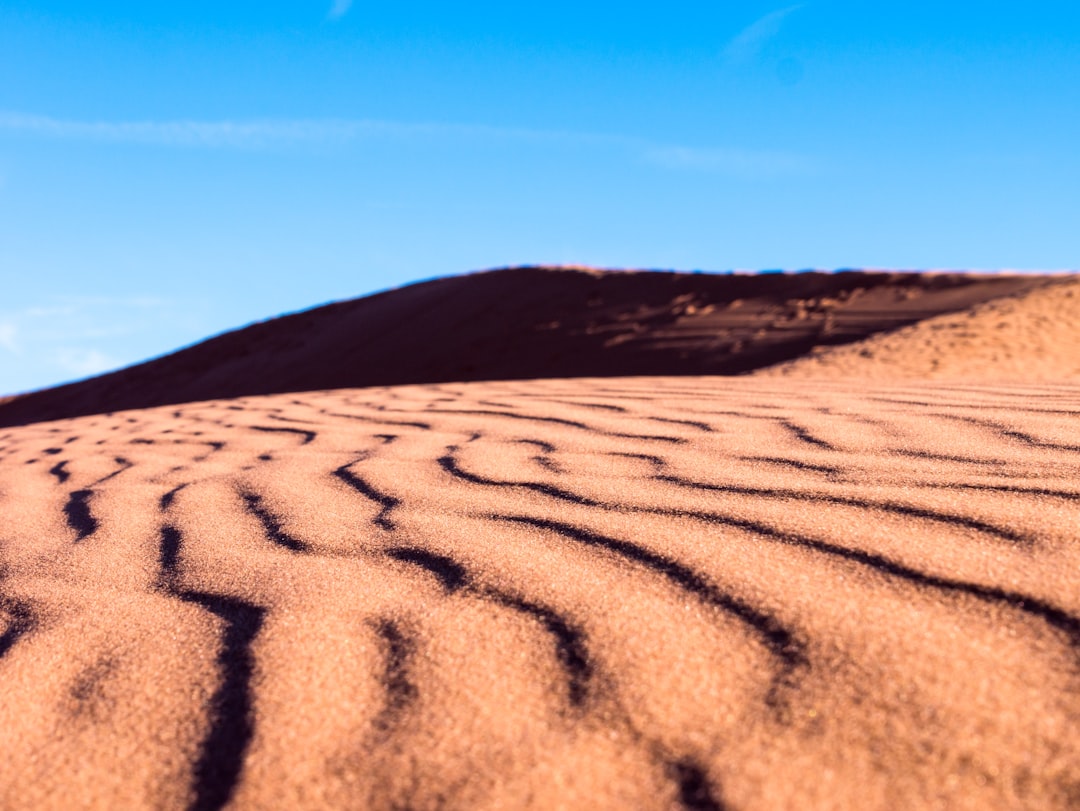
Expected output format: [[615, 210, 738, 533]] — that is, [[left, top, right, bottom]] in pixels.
[[1, 377, 1078, 810], [758, 275, 1080, 381]]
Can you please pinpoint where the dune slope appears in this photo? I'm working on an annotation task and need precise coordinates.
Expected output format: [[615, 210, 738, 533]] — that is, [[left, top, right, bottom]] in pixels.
[[0, 267, 1055, 427], [1, 377, 1078, 810], [758, 275, 1080, 380]]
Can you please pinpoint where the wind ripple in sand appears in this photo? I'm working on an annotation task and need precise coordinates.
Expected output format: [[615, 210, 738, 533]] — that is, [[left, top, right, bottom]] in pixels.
[[0, 378, 1078, 810]]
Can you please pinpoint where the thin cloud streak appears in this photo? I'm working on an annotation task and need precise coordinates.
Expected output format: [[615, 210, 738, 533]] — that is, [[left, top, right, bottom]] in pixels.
[[0, 112, 595, 148], [724, 4, 804, 63], [0, 111, 814, 179], [645, 145, 814, 178], [0, 112, 391, 148]]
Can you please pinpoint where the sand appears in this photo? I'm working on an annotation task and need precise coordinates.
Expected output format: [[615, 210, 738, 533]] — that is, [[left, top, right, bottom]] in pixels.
[[1, 376, 1079, 810], [1, 268, 1078, 809], [758, 275, 1080, 381]]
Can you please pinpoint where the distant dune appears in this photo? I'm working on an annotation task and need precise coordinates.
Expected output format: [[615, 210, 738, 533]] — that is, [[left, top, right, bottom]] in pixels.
[[0, 267, 1059, 427]]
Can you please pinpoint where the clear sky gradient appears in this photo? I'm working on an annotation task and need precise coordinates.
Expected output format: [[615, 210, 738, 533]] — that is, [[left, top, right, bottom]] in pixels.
[[2, 1, 1078, 394]]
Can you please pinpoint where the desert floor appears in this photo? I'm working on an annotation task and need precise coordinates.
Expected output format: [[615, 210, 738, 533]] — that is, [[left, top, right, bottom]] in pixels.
[[1, 377, 1078, 810]]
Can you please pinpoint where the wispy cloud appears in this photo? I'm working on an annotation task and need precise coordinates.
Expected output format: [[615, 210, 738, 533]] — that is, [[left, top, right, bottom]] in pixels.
[[54, 348, 119, 377], [0, 323, 17, 353], [0, 112, 588, 149], [0, 296, 172, 392], [724, 4, 803, 64], [327, 0, 353, 21], [0, 111, 813, 179], [645, 145, 813, 178], [0, 112, 388, 148]]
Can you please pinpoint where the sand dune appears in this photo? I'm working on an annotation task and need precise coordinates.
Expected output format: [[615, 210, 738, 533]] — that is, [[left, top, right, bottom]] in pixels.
[[758, 275, 1080, 381], [2, 269, 1078, 808], [0, 267, 1058, 427], [2, 378, 1078, 809]]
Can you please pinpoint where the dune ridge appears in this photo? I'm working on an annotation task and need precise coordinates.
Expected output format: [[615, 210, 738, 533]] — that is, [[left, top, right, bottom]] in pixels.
[[0, 267, 1059, 427], [1, 377, 1078, 809]]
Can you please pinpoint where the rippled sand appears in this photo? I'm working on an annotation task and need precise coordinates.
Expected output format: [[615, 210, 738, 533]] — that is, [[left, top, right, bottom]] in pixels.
[[1, 377, 1078, 809]]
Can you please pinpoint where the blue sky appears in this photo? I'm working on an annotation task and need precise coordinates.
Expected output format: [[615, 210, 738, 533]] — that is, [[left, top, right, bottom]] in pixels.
[[2, 1, 1078, 394]]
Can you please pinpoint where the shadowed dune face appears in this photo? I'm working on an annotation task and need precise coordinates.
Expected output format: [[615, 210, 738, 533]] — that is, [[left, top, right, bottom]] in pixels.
[[0, 267, 1060, 427], [1, 377, 1078, 809]]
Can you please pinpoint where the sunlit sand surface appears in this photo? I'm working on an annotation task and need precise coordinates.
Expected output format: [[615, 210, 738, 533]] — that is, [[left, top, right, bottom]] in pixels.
[[759, 275, 1080, 381], [2, 377, 1078, 809]]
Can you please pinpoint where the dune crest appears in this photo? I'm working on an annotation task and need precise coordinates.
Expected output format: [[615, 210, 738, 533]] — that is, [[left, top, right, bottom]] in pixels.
[[0, 267, 1059, 427], [1, 378, 1078, 809]]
